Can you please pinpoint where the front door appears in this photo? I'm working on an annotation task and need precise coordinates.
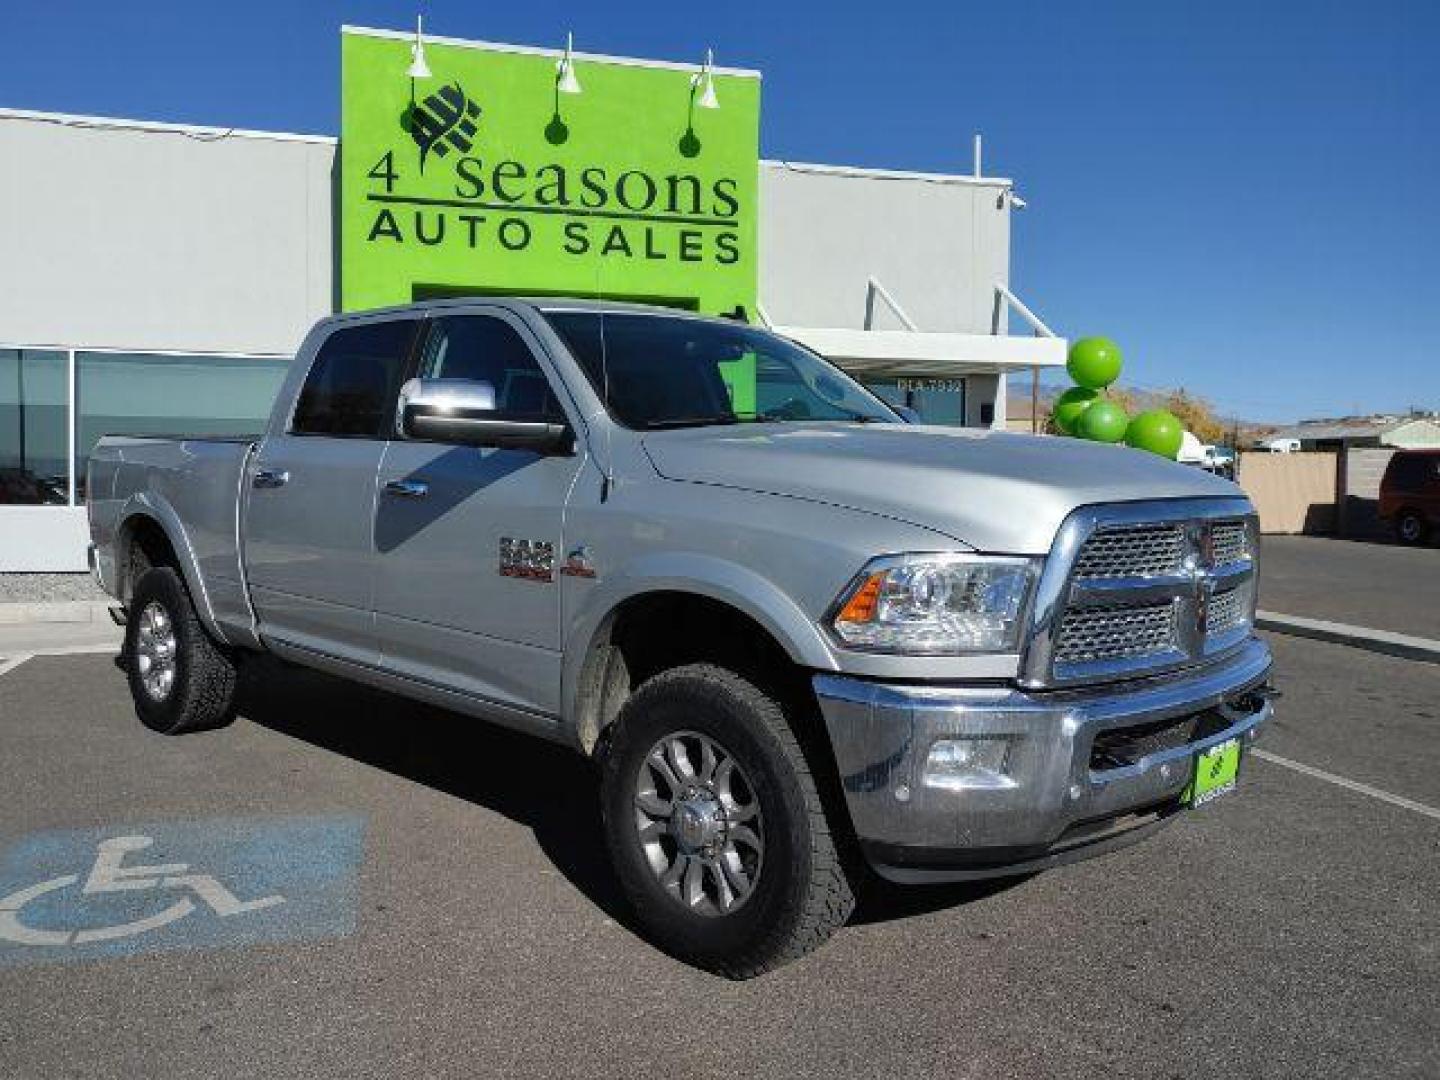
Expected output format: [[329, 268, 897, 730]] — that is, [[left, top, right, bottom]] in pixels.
[[244, 316, 419, 666], [370, 310, 584, 717]]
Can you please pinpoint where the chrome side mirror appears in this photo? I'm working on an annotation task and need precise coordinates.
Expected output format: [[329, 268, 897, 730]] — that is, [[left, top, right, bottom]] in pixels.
[[399, 378, 571, 452]]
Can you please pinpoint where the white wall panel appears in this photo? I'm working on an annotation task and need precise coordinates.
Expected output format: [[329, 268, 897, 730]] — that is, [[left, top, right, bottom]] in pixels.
[[0, 113, 335, 356]]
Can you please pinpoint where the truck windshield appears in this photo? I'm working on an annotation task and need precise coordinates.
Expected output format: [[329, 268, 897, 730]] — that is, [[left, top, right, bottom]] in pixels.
[[544, 311, 899, 430]]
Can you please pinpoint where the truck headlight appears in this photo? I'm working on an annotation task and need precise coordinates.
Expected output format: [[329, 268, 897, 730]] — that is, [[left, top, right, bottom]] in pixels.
[[828, 554, 1038, 654]]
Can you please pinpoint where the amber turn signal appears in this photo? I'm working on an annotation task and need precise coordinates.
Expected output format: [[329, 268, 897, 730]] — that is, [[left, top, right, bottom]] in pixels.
[[835, 572, 885, 625]]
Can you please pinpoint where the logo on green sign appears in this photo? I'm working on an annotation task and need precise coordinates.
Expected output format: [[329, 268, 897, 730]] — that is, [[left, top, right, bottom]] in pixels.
[[407, 82, 483, 172]]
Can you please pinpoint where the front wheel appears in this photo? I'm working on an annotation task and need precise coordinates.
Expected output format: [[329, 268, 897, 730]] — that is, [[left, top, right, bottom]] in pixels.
[[600, 664, 855, 978], [124, 567, 238, 735], [1395, 510, 1429, 546]]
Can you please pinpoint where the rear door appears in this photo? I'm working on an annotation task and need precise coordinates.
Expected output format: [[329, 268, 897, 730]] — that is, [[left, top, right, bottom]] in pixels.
[[370, 309, 584, 717], [244, 316, 419, 665]]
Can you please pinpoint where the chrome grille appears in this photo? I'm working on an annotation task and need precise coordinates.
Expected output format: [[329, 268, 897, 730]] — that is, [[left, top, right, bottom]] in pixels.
[[1072, 525, 1185, 579], [1211, 521, 1251, 566], [1054, 603, 1176, 664], [1022, 500, 1260, 688], [1206, 586, 1248, 637]]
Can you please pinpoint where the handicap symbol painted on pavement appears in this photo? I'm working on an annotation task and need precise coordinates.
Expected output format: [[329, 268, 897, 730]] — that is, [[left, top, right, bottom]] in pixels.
[[0, 814, 364, 967], [0, 835, 284, 946]]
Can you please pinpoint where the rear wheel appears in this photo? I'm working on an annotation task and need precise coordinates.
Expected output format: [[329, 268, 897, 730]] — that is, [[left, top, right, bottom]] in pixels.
[[124, 567, 238, 735], [600, 664, 855, 978], [1395, 510, 1429, 546]]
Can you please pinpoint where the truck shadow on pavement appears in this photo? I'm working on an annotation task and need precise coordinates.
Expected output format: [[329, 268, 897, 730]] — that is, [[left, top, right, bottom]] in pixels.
[[233, 656, 1021, 935]]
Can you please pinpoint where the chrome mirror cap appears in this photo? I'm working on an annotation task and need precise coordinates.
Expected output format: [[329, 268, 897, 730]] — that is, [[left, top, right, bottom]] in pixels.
[[398, 377, 497, 421], [399, 377, 571, 453]]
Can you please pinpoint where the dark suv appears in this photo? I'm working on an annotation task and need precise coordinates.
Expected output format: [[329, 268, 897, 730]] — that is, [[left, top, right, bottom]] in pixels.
[[1379, 449, 1440, 545]]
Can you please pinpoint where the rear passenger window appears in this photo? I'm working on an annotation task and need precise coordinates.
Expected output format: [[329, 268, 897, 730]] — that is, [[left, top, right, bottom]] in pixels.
[[1387, 455, 1429, 490], [416, 315, 565, 422], [292, 320, 418, 437]]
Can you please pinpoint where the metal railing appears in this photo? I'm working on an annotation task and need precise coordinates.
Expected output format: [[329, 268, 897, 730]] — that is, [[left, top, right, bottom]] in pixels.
[[862, 277, 919, 331], [992, 283, 1057, 339]]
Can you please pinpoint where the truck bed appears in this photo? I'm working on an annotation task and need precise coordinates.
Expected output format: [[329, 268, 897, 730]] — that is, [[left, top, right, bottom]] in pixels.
[[87, 435, 260, 641]]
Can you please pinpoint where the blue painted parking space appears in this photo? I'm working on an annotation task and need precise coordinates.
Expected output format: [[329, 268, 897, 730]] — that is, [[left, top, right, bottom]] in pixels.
[[0, 814, 365, 967]]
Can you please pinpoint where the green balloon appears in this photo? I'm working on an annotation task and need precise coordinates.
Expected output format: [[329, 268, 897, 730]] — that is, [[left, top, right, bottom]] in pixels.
[[1125, 409, 1185, 459], [1052, 386, 1099, 434], [1067, 337, 1123, 389], [1077, 399, 1129, 443]]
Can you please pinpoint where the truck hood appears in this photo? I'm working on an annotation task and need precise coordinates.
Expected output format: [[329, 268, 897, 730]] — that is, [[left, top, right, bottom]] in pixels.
[[641, 423, 1243, 554]]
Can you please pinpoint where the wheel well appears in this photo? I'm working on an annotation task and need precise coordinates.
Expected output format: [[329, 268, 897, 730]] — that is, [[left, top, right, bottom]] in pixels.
[[574, 591, 810, 755], [118, 515, 181, 603]]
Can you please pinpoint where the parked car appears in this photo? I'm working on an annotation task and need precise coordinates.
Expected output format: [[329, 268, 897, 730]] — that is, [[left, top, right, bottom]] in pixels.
[[1193, 444, 1236, 479], [0, 467, 68, 505], [1203, 445, 1236, 470], [87, 299, 1275, 977], [1379, 448, 1440, 545], [1256, 437, 1300, 453]]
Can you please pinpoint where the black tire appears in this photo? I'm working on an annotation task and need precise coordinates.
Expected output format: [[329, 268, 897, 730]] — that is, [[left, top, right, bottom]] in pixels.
[[124, 567, 238, 735], [1395, 510, 1429, 546], [600, 664, 855, 978]]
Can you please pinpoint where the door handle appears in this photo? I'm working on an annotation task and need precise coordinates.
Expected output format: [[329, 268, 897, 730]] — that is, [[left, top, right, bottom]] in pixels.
[[384, 479, 430, 499], [252, 468, 290, 489]]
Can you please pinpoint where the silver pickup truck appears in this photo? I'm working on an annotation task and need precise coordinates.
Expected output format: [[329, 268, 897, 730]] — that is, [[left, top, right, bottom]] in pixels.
[[88, 299, 1274, 977]]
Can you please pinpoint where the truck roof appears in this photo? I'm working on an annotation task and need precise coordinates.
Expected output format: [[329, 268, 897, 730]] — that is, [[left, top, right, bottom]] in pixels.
[[322, 296, 739, 326]]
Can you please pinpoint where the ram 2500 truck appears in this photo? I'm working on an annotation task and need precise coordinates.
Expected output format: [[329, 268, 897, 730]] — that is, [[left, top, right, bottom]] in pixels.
[[88, 299, 1274, 977]]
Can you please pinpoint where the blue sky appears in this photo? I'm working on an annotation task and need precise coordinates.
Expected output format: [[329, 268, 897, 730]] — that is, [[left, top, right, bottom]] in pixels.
[[3, 1, 1435, 422]]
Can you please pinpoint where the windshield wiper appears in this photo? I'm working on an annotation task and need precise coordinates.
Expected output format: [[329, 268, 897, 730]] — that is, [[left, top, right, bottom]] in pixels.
[[750, 410, 884, 424], [639, 416, 745, 430]]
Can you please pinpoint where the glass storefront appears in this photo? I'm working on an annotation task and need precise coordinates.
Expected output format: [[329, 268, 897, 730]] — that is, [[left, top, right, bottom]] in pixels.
[[0, 349, 69, 505], [862, 377, 968, 426], [74, 352, 289, 500], [0, 348, 289, 505]]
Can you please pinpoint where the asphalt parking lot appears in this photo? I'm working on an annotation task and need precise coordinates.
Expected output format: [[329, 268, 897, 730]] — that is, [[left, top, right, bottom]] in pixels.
[[0, 630, 1435, 1080], [1259, 535, 1440, 639]]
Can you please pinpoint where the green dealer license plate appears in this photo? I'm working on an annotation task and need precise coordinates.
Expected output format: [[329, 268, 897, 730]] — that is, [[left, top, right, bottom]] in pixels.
[[1188, 738, 1242, 807]]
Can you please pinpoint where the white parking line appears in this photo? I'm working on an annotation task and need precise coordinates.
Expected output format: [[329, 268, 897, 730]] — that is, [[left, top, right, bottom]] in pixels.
[[0, 654, 35, 678], [0, 644, 119, 679], [1253, 749, 1440, 823]]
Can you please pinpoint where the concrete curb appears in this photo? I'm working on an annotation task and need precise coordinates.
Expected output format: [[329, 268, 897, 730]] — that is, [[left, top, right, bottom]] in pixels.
[[0, 600, 116, 627], [1257, 610, 1440, 665]]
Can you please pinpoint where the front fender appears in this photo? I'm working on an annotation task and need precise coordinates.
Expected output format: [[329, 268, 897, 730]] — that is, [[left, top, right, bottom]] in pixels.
[[559, 552, 839, 736]]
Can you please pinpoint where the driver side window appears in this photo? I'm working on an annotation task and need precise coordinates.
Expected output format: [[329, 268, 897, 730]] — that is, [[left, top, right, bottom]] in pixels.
[[418, 315, 566, 423]]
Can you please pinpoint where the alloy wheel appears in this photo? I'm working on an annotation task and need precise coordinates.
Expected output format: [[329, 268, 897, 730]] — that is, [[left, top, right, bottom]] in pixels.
[[633, 731, 764, 917], [134, 601, 178, 702]]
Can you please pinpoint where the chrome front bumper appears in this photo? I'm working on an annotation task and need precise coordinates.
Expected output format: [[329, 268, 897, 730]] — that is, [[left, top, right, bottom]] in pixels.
[[816, 637, 1274, 883]]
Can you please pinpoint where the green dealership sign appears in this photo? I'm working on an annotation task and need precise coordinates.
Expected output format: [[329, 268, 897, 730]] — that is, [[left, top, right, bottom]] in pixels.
[[340, 28, 761, 316]]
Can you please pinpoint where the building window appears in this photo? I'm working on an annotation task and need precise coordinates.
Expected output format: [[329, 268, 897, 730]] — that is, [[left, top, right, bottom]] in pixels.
[[0, 349, 69, 505], [75, 352, 290, 500]]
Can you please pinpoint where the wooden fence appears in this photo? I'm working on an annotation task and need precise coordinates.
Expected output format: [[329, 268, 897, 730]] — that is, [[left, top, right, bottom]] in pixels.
[[1235, 452, 1339, 534]]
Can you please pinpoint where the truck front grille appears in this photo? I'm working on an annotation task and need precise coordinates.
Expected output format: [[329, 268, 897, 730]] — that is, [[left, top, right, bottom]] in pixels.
[[1071, 525, 1185, 579], [1023, 500, 1260, 687], [1205, 586, 1249, 637], [1054, 603, 1176, 664], [1211, 521, 1251, 566]]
